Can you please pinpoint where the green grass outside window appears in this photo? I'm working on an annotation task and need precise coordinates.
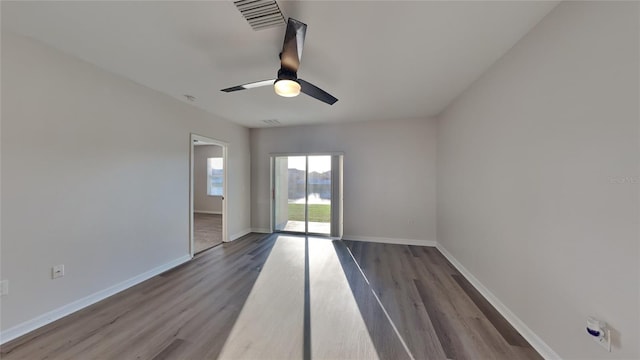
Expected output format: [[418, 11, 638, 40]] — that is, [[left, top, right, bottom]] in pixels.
[[287, 204, 330, 222]]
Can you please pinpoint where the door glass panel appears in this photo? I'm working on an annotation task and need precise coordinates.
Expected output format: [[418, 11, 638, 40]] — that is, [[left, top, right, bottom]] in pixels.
[[274, 156, 307, 233], [274, 155, 331, 235], [307, 156, 331, 235]]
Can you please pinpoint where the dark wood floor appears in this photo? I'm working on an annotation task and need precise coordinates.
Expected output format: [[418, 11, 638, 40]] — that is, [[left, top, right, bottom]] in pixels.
[[194, 213, 222, 253], [1, 234, 541, 359], [1, 233, 274, 360], [345, 240, 542, 360]]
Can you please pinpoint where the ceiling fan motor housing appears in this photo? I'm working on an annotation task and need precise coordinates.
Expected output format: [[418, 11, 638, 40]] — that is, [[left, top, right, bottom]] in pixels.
[[277, 67, 298, 82]]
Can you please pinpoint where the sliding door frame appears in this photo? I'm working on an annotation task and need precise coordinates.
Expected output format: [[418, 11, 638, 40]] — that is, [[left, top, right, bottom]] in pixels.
[[270, 152, 343, 238]]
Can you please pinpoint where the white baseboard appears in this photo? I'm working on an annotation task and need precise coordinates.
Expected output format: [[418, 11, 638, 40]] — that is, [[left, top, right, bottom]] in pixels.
[[342, 235, 437, 247], [251, 228, 272, 234], [0, 254, 192, 345], [229, 228, 252, 241], [194, 210, 222, 215], [435, 243, 560, 360]]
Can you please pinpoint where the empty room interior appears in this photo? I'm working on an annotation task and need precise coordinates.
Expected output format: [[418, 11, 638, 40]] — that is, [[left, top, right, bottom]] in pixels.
[[193, 138, 225, 253], [1, 1, 638, 359]]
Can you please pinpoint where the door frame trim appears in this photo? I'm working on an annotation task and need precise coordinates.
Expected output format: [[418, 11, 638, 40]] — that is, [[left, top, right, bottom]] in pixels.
[[190, 133, 229, 257], [270, 152, 344, 157]]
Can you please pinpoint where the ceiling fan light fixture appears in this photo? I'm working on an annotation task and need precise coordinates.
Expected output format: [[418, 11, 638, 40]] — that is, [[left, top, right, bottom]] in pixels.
[[221, 18, 337, 105], [274, 79, 301, 97]]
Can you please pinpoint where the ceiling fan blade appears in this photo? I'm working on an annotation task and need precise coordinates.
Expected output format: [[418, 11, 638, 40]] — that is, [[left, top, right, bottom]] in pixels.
[[280, 18, 307, 72], [221, 79, 275, 92], [299, 79, 338, 105]]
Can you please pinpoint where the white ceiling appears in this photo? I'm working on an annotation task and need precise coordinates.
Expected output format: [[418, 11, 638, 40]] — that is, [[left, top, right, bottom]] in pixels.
[[2, 1, 558, 128]]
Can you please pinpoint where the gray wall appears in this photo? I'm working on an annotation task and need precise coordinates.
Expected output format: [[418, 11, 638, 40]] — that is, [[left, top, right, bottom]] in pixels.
[[437, 2, 639, 358], [1, 32, 251, 332], [250, 118, 437, 243], [193, 145, 223, 214]]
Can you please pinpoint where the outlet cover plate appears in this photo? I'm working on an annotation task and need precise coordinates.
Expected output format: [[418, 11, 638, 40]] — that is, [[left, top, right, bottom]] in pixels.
[[52, 265, 65, 279]]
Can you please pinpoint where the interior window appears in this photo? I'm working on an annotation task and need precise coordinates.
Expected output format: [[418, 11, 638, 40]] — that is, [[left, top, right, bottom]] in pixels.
[[207, 157, 223, 196]]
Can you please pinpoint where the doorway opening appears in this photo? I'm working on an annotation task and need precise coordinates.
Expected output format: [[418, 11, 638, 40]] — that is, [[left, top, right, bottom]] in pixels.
[[271, 154, 343, 238], [190, 134, 228, 256]]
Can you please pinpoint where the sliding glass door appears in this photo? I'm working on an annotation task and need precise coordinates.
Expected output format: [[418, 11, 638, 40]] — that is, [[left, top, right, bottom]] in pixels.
[[273, 155, 332, 235], [307, 156, 331, 234], [274, 156, 308, 233]]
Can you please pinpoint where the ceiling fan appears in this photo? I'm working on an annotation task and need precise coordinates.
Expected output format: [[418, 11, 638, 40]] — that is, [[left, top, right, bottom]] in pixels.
[[221, 18, 338, 105]]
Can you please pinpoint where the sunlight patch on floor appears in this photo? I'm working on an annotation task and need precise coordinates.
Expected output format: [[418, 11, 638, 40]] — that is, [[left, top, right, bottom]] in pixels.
[[218, 235, 378, 359], [218, 235, 305, 359], [308, 238, 380, 359]]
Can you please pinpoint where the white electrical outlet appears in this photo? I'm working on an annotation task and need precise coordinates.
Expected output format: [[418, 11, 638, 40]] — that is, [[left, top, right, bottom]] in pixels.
[[0, 280, 8, 296], [586, 316, 611, 352], [52, 265, 65, 279]]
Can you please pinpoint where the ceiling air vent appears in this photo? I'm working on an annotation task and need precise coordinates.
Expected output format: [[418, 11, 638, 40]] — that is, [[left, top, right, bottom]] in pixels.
[[262, 119, 282, 126], [234, 0, 286, 31]]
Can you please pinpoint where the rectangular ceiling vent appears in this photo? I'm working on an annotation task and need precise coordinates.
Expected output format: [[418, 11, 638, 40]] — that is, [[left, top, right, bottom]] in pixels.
[[234, 0, 286, 31], [262, 119, 282, 126]]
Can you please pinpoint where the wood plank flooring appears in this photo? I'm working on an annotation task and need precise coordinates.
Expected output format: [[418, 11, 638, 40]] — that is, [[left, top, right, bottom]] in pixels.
[[194, 213, 222, 253], [345, 241, 542, 360], [217, 235, 306, 359], [1, 235, 542, 360], [1, 232, 275, 360]]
